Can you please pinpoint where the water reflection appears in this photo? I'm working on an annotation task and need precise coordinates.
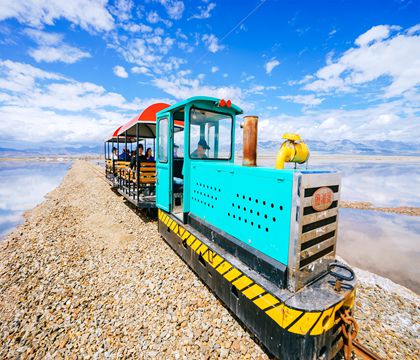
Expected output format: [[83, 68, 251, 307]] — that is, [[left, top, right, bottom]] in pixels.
[[256, 157, 420, 207], [0, 161, 71, 239], [338, 209, 420, 293]]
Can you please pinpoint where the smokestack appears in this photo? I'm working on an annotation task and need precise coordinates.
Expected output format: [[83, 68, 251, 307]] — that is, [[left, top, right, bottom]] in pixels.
[[242, 116, 258, 166]]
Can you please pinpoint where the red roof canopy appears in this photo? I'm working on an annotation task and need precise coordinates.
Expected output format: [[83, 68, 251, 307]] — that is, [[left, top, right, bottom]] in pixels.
[[105, 125, 123, 142], [117, 103, 171, 137]]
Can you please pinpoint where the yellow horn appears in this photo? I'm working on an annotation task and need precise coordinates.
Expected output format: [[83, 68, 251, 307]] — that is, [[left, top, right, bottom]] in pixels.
[[275, 133, 309, 170]]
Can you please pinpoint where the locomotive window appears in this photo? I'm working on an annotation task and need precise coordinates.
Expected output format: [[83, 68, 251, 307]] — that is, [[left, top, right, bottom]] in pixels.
[[189, 108, 233, 160], [158, 117, 168, 163]]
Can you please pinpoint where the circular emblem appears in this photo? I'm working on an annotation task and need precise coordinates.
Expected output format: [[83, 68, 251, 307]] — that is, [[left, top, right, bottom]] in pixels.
[[311, 187, 334, 212]]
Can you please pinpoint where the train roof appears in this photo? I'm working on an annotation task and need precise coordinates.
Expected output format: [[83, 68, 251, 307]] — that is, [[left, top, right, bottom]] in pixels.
[[117, 102, 171, 139], [105, 125, 123, 142], [157, 96, 243, 116]]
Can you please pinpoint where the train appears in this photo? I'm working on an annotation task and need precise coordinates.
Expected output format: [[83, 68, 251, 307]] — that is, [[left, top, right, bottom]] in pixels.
[[104, 96, 357, 360]]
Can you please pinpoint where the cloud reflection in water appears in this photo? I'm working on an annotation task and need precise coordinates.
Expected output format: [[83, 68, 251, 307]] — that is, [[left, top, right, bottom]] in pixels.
[[338, 209, 420, 293], [0, 161, 70, 238]]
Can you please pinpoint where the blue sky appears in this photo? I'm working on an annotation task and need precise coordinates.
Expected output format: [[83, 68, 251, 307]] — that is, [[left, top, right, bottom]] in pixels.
[[0, 0, 419, 148]]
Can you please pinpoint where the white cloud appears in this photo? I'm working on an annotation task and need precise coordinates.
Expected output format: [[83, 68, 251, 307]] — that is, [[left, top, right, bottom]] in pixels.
[[154, 0, 185, 20], [0, 60, 171, 145], [23, 28, 63, 45], [265, 58, 280, 74], [25, 28, 91, 64], [114, 33, 184, 75], [302, 24, 420, 98], [211, 66, 219, 73], [188, 2, 216, 20], [0, 0, 114, 32], [257, 99, 419, 143], [123, 23, 153, 33], [147, 10, 172, 27], [29, 45, 91, 64], [131, 66, 150, 75], [152, 73, 244, 106], [110, 0, 133, 22], [113, 65, 128, 78], [202, 34, 224, 53], [355, 25, 400, 47], [147, 11, 160, 24], [280, 94, 324, 106]]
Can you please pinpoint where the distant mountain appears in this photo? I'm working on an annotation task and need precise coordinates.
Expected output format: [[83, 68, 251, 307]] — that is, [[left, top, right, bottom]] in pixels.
[[255, 139, 420, 156], [0, 145, 102, 157], [1, 139, 419, 157]]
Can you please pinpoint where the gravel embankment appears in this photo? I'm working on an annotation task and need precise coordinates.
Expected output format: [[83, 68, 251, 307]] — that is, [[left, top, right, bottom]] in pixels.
[[0, 160, 418, 359]]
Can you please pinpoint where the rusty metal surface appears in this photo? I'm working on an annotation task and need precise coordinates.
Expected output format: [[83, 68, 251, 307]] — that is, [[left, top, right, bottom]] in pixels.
[[242, 115, 258, 166], [353, 340, 384, 360]]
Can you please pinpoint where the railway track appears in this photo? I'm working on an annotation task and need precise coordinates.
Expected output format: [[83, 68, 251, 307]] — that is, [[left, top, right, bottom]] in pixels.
[[88, 161, 385, 360], [351, 339, 383, 360]]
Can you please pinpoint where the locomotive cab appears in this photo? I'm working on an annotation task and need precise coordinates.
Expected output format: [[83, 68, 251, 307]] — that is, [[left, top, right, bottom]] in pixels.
[[156, 96, 356, 360]]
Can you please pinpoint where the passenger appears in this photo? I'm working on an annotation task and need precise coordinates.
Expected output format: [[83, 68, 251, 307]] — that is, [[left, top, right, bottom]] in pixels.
[[191, 139, 209, 159], [129, 144, 147, 170], [112, 147, 118, 160], [119, 147, 129, 161], [173, 144, 180, 158], [146, 147, 155, 162]]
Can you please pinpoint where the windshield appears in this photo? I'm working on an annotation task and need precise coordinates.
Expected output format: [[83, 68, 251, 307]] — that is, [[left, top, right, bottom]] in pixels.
[[189, 108, 233, 160]]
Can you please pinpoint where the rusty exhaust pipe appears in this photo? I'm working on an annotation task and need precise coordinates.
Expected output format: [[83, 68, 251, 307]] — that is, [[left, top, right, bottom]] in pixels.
[[242, 115, 258, 166]]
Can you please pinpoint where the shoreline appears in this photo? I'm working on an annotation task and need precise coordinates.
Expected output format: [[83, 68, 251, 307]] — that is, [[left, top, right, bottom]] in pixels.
[[0, 161, 418, 358]]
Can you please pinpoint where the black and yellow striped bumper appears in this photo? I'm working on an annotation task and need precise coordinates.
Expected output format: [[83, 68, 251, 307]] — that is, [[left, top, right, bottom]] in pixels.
[[158, 210, 356, 359]]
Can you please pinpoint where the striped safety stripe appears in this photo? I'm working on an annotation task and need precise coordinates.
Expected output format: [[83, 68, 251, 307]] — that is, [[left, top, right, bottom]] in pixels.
[[158, 210, 355, 336]]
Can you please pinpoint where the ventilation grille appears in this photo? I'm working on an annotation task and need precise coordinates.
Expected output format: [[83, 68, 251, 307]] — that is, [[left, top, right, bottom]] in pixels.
[[227, 193, 284, 234], [191, 182, 221, 209], [298, 185, 339, 270]]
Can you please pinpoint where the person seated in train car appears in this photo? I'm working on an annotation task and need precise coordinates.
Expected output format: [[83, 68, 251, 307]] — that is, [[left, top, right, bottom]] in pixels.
[[129, 144, 147, 170], [146, 147, 155, 162], [191, 139, 209, 159], [173, 143, 180, 158], [131, 150, 136, 159], [111, 147, 118, 160], [119, 147, 130, 161]]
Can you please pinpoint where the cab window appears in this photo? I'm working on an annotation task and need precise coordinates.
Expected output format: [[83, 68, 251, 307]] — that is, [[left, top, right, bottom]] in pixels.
[[158, 118, 168, 163], [189, 108, 232, 160]]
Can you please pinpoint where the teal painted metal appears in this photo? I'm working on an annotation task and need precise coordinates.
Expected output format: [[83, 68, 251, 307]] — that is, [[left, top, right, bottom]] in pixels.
[[156, 96, 242, 212], [156, 115, 172, 211], [189, 162, 295, 266], [157, 96, 243, 117]]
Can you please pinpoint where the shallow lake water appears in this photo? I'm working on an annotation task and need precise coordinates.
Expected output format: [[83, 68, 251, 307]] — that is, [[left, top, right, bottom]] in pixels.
[[257, 157, 420, 207], [0, 161, 71, 239], [337, 209, 420, 293]]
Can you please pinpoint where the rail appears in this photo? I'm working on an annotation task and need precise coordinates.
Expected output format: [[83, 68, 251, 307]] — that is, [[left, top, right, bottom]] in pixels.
[[340, 309, 383, 360], [92, 160, 385, 360]]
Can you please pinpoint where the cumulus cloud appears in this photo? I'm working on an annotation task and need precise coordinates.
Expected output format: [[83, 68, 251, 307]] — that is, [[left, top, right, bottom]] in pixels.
[[265, 58, 280, 74], [29, 45, 91, 64], [131, 66, 150, 75], [279, 94, 324, 106], [302, 24, 420, 98], [152, 71, 245, 107], [113, 65, 128, 78], [188, 2, 216, 20], [202, 34, 224, 53], [0, 60, 170, 145], [211, 66, 219, 73], [109, 0, 133, 22], [0, 0, 114, 32], [257, 99, 419, 143], [154, 0, 185, 20], [24, 29, 91, 64], [354, 25, 400, 46]]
